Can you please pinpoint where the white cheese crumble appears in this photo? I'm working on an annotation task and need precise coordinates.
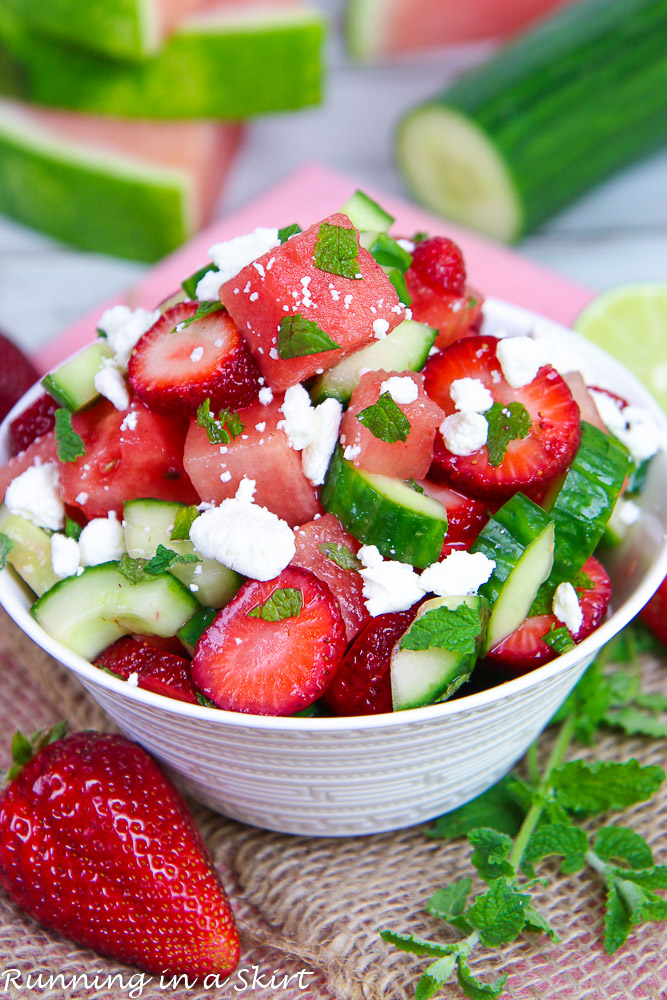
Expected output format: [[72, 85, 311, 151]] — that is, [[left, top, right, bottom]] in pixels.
[[189, 346, 204, 363], [258, 387, 274, 405], [440, 412, 488, 456], [396, 238, 415, 253], [97, 305, 160, 371], [590, 392, 662, 463], [50, 533, 81, 578], [189, 479, 294, 581], [450, 377, 494, 414], [372, 318, 390, 340], [420, 551, 496, 598], [343, 443, 361, 461], [78, 513, 126, 566], [5, 462, 63, 531], [496, 336, 543, 388], [279, 384, 315, 451], [358, 545, 426, 616], [380, 375, 418, 405], [220, 470, 232, 483], [126, 672, 139, 688], [552, 582, 583, 635], [119, 410, 138, 432], [93, 359, 129, 411], [75, 491, 88, 505], [196, 228, 281, 299], [302, 398, 343, 486]]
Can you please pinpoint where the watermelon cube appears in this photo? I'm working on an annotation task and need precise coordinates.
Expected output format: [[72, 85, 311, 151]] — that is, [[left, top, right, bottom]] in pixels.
[[219, 212, 405, 391], [183, 395, 322, 526]]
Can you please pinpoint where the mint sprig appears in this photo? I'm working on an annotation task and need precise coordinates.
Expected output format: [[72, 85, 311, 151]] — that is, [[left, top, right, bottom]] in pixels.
[[277, 314, 341, 360], [196, 398, 245, 445], [178, 300, 224, 329], [278, 223, 301, 243], [181, 262, 218, 299], [357, 391, 411, 444], [484, 402, 531, 467], [54, 408, 85, 463], [318, 542, 360, 572], [541, 623, 575, 654], [170, 505, 199, 541], [248, 588, 303, 622], [400, 603, 483, 656], [117, 545, 200, 582], [313, 222, 362, 280]]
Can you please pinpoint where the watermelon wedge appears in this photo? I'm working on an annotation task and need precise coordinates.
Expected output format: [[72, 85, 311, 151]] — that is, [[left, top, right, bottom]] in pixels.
[[0, 3, 324, 119], [345, 0, 575, 61], [0, 99, 242, 260]]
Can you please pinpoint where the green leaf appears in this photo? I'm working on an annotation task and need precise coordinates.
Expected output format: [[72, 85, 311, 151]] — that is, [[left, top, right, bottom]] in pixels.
[[468, 828, 514, 882], [247, 587, 303, 622], [615, 866, 667, 890], [522, 902, 558, 941], [465, 878, 530, 947], [357, 391, 411, 444], [416, 955, 458, 1000], [427, 879, 473, 932], [196, 691, 217, 708], [408, 478, 425, 494], [388, 268, 412, 306], [313, 221, 361, 279], [64, 516, 82, 541], [378, 929, 456, 958], [278, 223, 301, 243], [0, 532, 13, 570], [484, 402, 531, 467], [604, 880, 632, 953], [457, 957, 508, 999], [170, 505, 199, 541], [552, 759, 665, 815], [318, 542, 360, 572], [11, 730, 32, 768], [604, 706, 667, 739], [605, 876, 667, 953], [116, 554, 149, 583], [594, 827, 653, 870], [368, 232, 413, 273], [277, 314, 341, 360], [178, 299, 224, 329], [425, 775, 527, 840], [182, 262, 218, 298], [541, 623, 576, 654], [400, 602, 483, 656], [522, 823, 588, 877], [196, 398, 245, 445], [572, 569, 594, 590], [635, 692, 667, 711], [54, 408, 85, 463], [144, 544, 200, 576]]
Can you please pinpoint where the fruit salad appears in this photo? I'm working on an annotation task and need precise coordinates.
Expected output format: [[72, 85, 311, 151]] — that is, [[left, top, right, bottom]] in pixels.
[[0, 192, 663, 718]]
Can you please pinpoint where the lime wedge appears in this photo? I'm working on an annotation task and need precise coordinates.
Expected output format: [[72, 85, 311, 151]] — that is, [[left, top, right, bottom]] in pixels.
[[574, 284, 667, 413]]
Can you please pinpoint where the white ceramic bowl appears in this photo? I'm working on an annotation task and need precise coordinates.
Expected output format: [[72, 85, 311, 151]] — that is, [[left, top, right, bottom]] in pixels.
[[1, 299, 666, 837]]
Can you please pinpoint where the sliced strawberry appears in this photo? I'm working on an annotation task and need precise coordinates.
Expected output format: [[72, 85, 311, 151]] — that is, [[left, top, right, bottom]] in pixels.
[[419, 479, 491, 555], [0, 332, 39, 422], [639, 573, 667, 647], [292, 513, 370, 642], [409, 236, 466, 296], [425, 335, 581, 500], [323, 608, 419, 716], [192, 566, 346, 716], [485, 556, 612, 674], [95, 636, 200, 705], [128, 301, 261, 415], [8, 393, 58, 456]]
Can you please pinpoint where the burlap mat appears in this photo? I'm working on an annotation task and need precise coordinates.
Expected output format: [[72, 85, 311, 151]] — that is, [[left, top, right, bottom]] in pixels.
[[1, 606, 666, 1000]]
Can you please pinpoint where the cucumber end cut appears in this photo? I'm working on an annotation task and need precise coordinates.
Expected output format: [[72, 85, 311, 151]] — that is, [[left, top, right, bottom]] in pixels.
[[396, 104, 523, 243]]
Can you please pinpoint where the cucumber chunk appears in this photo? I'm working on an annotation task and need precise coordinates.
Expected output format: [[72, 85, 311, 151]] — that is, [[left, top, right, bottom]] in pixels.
[[309, 319, 436, 405], [470, 493, 555, 652], [391, 595, 489, 711], [0, 505, 58, 596], [31, 562, 199, 660], [42, 340, 112, 412], [321, 446, 447, 568], [123, 498, 242, 609], [340, 189, 394, 232], [177, 605, 217, 654]]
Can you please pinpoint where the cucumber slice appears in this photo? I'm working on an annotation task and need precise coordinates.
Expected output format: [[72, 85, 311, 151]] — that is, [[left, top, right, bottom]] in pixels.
[[391, 595, 489, 711], [123, 498, 242, 609], [321, 446, 447, 568], [177, 604, 216, 654], [309, 319, 436, 405], [31, 561, 199, 659], [340, 189, 394, 232], [0, 505, 59, 596], [42, 339, 112, 411], [470, 493, 555, 652]]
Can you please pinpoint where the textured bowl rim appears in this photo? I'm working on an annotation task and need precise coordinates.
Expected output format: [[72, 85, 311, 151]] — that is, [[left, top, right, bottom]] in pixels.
[[1, 297, 665, 733]]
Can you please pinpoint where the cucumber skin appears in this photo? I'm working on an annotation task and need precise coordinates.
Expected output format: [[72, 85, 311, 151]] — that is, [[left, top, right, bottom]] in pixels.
[[321, 447, 447, 569], [42, 341, 112, 411], [399, 0, 667, 238]]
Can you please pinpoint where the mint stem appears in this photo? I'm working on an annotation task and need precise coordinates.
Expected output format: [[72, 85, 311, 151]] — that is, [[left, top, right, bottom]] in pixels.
[[585, 849, 612, 878]]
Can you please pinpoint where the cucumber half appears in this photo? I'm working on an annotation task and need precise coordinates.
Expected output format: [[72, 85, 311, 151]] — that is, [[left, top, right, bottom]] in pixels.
[[340, 189, 394, 232], [0, 505, 59, 596], [42, 339, 112, 411]]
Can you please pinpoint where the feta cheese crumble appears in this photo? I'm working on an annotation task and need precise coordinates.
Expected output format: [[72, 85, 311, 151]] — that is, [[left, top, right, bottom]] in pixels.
[[372, 318, 390, 340], [189, 346, 204, 363], [97, 305, 160, 371], [258, 387, 274, 405], [380, 376, 419, 405], [343, 443, 361, 461], [450, 377, 494, 414], [496, 336, 543, 388], [420, 551, 496, 598], [302, 397, 343, 486], [358, 545, 426, 616], [119, 410, 138, 432], [50, 533, 81, 578], [440, 412, 489, 456], [78, 513, 126, 566], [93, 359, 129, 411], [279, 384, 315, 451], [5, 462, 64, 530], [552, 582, 583, 635], [196, 228, 281, 299]]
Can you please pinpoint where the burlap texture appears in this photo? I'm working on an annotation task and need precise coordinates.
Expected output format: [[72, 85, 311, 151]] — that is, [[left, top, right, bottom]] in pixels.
[[1, 606, 666, 1000]]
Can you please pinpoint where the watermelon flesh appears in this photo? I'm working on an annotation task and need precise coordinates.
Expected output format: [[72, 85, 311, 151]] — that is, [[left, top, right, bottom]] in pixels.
[[0, 433, 58, 503]]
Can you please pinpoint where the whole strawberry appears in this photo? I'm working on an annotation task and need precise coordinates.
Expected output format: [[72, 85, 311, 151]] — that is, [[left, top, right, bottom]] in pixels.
[[0, 332, 39, 422], [0, 726, 240, 978]]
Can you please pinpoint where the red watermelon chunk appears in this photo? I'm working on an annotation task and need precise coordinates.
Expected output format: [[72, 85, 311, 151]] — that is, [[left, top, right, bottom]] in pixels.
[[0, 432, 58, 503], [219, 212, 405, 391], [292, 513, 370, 642], [183, 395, 322, 526]]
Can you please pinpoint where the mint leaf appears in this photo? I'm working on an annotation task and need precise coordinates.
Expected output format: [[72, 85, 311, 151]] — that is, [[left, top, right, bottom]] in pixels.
[[178, 300, 224, 330], [522, 822, 588, 876], [196, 691, 217, 708], [416, 955, 458, 1000], [277, 314, 341, 359], [522, 902, 558, 941], [144, 544, 200, 576], [604, 880, 632, 953], [278, 223, 301, 243], [196, 398, 245, 445], [378, 929, 456, 958], [468, 828, 514, 882], [605, 877, 667, 954], [170, 505, 199, 541], [465, 878, 530, 946], [484, 402, 531, 467], [357, 391, 411, 444], [248, 587, 302, 622], [552, 759, 665, 815], [54, 408, 85, 463], [368, 232, 412, 273], [594, 826, 653, 870], [614, 866, 667, 890], [400, 602, 483, 656], [457, 957, 507, 999], [426, 775, 527, 840], [64, 515, 82, 540], [182, 262, 218, 299], [0, 532, 13, 570], [408, 478, 425, 494], [313, 222, 361, 279], [318, 542, 360, 572], [604, 706, 667, 739], [117, 554, 148, 583], [635, 692, 667, 711], [388, 268, 412, 306], [541, 623, 576, 654], [573, 569, 594, 590], [427, 878, 473, 933]]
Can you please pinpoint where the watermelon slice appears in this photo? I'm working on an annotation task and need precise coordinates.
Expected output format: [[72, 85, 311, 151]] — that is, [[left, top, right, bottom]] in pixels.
[[0, 99, 242, 261], [0, 3, 324, 119], [345, 0, 575, 61]]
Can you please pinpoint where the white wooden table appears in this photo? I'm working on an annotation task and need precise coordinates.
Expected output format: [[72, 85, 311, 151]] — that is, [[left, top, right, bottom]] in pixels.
[[1, 7, 666, 356]]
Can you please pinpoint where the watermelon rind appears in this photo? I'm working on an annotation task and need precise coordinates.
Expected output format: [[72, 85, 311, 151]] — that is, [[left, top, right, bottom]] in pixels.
[[344, 0, 392, 61], [0, 5, 325, 119]]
